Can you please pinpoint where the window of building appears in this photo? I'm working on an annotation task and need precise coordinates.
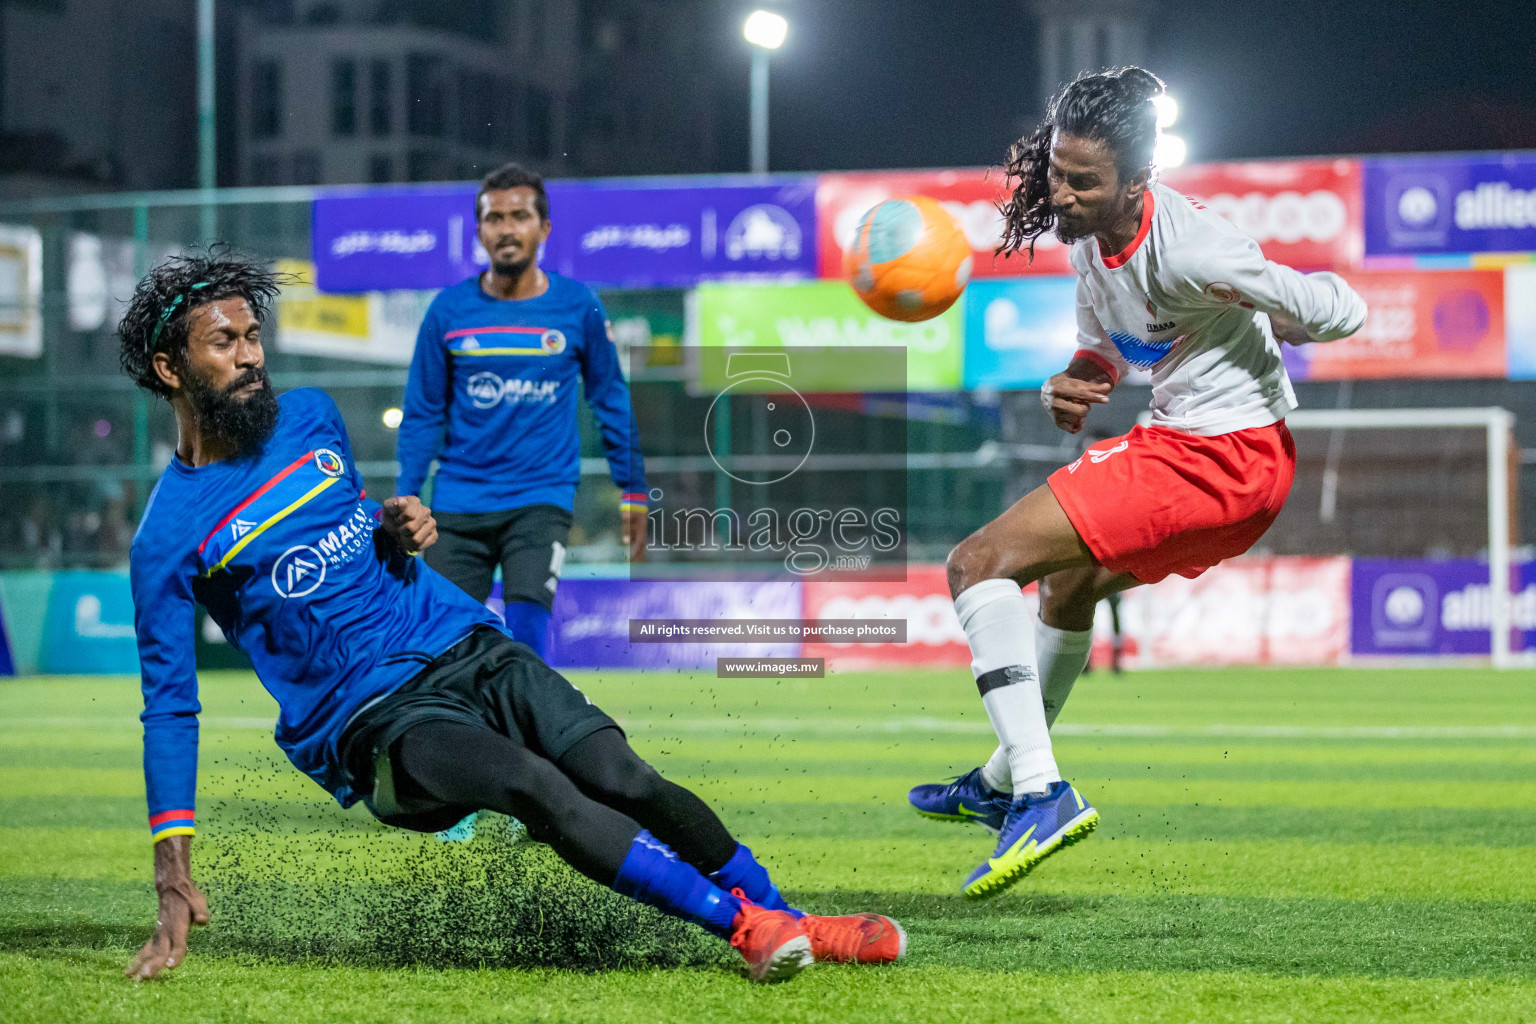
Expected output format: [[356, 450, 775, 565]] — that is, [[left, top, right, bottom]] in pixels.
[[407, 149, 440, 182], [370, 59, 393, 136], [292, 150, 322, 184], [331, 59, 357, 137], [406, 53, 445, 137], [250, 154, 282, 185], [526, 85, 552, 160], [251, 59, 282, 139], [457, 69, 499, 148], [368, 154, 394, 183]]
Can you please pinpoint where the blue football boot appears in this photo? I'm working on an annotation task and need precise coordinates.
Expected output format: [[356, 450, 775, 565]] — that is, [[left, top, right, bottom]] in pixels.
[[962, 780, 1099, 899], [907, 767, 1011, 835], [434, 811, 478, 843]]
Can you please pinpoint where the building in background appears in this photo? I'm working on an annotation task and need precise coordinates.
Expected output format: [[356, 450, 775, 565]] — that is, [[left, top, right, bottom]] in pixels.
[[235, 0, 578, 185], [0, 0, 197, 199], [1028, 0, 1155, 114], [568, 0, 720, 176]]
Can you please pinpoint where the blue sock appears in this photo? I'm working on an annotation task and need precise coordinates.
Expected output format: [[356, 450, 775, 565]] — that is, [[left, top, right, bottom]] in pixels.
[[709, 842, 802, 918], [612, 830, 742, 939], [503, 600, 551, 659]]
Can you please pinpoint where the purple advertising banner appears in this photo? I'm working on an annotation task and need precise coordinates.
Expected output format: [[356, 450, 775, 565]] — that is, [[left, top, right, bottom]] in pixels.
[[542, 178, 818, 288], [1364, 154, 1536, 256], [1350, 558, 1535, 656], [312, 177, 818, 293], [312, 187, 481, 293], [543, 579, 802, 669]]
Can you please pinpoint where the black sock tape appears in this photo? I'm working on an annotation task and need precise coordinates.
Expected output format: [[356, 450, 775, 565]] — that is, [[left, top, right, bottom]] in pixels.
[[976, 665, 1034, 698]]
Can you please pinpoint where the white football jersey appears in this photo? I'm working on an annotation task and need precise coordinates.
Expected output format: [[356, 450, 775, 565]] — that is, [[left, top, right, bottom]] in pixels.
[[1069, 181, 1367, 436]]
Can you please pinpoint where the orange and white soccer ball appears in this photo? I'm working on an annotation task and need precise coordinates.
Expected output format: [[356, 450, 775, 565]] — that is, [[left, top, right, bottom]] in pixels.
[[843, 195, 972, 322]]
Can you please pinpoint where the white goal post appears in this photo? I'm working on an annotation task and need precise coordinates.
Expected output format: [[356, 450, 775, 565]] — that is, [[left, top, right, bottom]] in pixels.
[[1138, 407, 1520, 668]]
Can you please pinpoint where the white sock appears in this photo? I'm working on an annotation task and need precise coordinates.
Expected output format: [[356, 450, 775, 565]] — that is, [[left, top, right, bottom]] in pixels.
[[978, 617, 1092, 793], [1037, 618, 1093, 728], [954, 579, 1060, 798]]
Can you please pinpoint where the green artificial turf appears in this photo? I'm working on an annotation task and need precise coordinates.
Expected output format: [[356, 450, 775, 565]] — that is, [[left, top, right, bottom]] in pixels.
[[1, 665, 1533, 1022]]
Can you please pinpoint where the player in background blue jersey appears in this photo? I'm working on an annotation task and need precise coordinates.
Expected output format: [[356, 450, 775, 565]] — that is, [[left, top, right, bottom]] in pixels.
[[397, 163, 647, 663], [117, 249, 903, 984]]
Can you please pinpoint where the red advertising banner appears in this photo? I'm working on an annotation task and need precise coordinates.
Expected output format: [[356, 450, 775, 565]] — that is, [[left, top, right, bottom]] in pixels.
[[802, 557, 1349, 671], [817, 159, 1363, 284], [1161, 159, 1362, 270], [1292, 269, 1506, 380], [803, 565, 1033, 669], [1122, 556, 1350, 667], [816, 169, 1074, 279]]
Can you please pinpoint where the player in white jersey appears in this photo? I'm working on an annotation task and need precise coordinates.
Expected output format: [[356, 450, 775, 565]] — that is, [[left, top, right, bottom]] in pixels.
[[907, 67, 1367, 898]]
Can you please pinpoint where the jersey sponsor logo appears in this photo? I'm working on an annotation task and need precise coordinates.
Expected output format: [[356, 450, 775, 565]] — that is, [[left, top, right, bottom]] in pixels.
[[464, 370, 560, 408], [315, 504, 377, 568], [314, 449, 345, 477], [230, 518, 257, 541], [1204, 281, 1242, 304], [1146, 319, 1177, 333], [541, 328, 566, 354], [467, 371, 505, 408], [272, 544, 326, 598]]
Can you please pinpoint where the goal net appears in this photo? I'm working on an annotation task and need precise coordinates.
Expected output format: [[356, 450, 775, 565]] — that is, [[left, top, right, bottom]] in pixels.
[[1257, 408, 1522, 667]]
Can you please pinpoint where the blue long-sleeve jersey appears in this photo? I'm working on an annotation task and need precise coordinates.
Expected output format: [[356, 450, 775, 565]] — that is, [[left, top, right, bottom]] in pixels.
[[396, 273, 647, 514], [131, 388, 502, 842]]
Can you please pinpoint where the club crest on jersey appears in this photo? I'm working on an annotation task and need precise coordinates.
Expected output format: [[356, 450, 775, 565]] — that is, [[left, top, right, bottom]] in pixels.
[[541, 329, 566, 354], [314, 449, 346, 477], [272, 544, 326, 598]]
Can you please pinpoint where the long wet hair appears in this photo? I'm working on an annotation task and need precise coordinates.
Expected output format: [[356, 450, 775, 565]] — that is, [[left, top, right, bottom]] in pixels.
[[997, 66, 1167, 259], [118, 246, 283, 399]]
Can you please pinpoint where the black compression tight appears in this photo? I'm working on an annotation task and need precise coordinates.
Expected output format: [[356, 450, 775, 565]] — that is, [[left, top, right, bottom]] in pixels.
[[556, 726, 738, 873], [392, 722, 738, 884]]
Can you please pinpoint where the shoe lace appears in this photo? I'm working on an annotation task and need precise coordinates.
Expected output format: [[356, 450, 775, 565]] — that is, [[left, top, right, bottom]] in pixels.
[[805, 914, 874, 961], [727, 888, 756, 949]]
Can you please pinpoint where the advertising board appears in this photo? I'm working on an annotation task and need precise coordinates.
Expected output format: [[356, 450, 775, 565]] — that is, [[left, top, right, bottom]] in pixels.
[[1364, 153, 1536, 256]]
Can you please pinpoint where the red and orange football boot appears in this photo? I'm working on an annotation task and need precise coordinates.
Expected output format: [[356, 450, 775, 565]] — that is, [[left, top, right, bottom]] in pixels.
[[728, 889, 814, 983], [801, 912, 907, 965]]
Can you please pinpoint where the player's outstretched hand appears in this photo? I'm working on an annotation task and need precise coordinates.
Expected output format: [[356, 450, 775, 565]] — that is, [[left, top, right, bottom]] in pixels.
[[383, 495, 438, 555], [1042, 372, 1112, 434], [126, 834, 208, 981]]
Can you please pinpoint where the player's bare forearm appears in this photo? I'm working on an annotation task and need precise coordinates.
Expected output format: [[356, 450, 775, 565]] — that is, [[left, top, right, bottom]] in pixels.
[[1041, 356, 1115, 434], [622, 505, 648, 563], [125, 834, 209, 980], [1266, 312, 1316, 345], [382, 495, 438, 554]]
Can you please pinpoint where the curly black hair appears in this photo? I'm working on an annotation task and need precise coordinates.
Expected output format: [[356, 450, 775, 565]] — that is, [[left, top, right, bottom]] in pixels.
[[997, 66, 1166, 260], [118, 246, 283, 399]]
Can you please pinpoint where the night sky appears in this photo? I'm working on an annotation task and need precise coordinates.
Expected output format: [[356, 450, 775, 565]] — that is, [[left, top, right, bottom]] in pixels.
[[726, 0, 1536, 173]]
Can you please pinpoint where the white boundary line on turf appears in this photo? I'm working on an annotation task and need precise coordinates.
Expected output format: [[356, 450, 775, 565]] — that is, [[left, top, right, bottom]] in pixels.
[[5, 716, 1536, 740], [616, 718, 1536, 740]]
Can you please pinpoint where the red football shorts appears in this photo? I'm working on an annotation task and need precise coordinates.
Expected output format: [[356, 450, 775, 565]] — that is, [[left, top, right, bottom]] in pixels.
[[1047, 421, 1296, 585]]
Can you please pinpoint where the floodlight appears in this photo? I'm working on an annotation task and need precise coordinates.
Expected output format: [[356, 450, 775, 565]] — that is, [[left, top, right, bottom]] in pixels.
[[744, 10, 788, 50]]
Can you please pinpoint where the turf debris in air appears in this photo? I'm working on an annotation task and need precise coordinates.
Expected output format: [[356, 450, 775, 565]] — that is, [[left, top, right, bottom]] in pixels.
[[197, 769, 730, 972]]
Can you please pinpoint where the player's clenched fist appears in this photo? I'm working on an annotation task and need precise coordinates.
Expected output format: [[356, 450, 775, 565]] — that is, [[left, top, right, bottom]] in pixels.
[[383, 495, 438, 554], [1041, 373, 1112, 435]]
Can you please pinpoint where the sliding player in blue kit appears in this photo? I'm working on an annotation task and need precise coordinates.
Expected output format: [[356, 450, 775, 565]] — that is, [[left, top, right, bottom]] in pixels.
[[396, 162, 648, 661], [118, 249, 903, 984]]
